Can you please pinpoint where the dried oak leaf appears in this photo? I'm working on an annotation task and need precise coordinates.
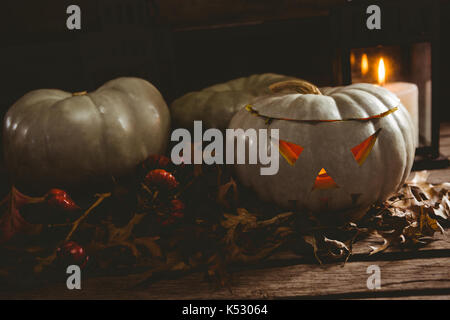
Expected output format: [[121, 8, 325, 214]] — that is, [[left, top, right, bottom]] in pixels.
[[206, 253, 232, 290], [221, 208, 293, 263], [134, 237, 163, 258], [369, 238, 390, 255], [87, 212, 162, 271], [92, 213, 163, 259], [217, 177, 238, 209], [418, 206, 445, 235], [406, 171, 450, 220], [368, 170, 449, 254], [302, 234, 351, 263]]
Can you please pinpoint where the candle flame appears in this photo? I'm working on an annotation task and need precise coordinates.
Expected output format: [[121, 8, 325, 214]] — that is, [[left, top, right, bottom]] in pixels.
[[361, 54, 369, 75], [378, 57, 386, 85], [350, 52, 355, 66]]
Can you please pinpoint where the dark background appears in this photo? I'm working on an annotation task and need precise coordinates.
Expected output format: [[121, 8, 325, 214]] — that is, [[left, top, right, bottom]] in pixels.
[[0, 0, 449, 126]]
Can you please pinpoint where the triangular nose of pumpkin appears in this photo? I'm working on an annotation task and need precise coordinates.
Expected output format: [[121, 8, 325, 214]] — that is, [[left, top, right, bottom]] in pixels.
[[313, 168, 338, 190]]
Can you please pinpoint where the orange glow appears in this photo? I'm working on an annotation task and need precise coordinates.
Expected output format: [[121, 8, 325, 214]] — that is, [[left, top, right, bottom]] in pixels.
[[313, 168, 338, 190], [279, 140, 304, 166], [350, 52, 356, 66], [361, 54, 369, 75], [351, 128, 382, 166], [378, 58, 386, 85]]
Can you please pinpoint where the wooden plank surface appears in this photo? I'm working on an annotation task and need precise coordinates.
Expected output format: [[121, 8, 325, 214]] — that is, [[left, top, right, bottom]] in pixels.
[[3, 253, 449, 300], [1, 232, 449, 300]]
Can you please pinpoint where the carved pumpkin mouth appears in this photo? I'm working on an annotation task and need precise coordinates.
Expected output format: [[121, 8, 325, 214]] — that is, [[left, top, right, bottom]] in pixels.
[[313, 168, 339, 190]]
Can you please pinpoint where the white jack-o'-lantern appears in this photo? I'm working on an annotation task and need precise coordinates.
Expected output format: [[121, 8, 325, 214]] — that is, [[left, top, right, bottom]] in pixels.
[[229, 80, 416, 221]]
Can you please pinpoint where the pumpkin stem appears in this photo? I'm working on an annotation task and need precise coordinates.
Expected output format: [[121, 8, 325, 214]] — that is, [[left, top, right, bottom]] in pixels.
[[72, 91, 88, 96], [269, 79, 322, 95]]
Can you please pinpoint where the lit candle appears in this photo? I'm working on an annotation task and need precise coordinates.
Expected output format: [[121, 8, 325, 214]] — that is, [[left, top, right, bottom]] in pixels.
[[377, 58, 419, 146], [361, 54, 369, 77]]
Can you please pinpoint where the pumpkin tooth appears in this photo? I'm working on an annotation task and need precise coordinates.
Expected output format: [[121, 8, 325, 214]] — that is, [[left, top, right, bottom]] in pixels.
[[313, 168, 338, 190], [351, 128, 382, 166], [278, 140, 304, 166]]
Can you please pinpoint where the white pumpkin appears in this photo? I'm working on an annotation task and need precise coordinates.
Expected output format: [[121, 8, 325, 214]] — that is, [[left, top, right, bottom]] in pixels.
[[229, 80, 416, 221], [3, 77, 170, 192]]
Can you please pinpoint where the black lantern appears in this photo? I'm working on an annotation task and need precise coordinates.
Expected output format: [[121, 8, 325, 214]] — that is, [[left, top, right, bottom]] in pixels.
[[331, 0, 449, 170]]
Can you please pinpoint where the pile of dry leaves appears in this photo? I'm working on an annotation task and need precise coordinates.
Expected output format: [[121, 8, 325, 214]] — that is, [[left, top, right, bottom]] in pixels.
[[0, 156, 448, 289]]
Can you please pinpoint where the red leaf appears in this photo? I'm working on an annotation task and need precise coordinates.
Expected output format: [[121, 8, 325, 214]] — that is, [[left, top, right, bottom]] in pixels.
[[0, 187, 44, 244], [0, 204, 31, 244]]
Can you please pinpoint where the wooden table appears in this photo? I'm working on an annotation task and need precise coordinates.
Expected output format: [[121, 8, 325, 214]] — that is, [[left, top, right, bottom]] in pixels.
[[2, 124, 450, 300]]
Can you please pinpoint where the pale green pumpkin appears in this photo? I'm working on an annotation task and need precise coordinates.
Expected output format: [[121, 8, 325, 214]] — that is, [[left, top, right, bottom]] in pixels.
[[171, 73, 300, 131], [3, 77, 170, 191]]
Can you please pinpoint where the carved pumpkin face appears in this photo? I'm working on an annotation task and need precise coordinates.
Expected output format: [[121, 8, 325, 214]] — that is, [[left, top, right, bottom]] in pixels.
[[229, 81, 416, 221]]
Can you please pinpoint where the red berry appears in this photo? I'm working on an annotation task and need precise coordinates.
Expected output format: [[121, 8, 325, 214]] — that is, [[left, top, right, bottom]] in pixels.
[[145, 169, 179, 190], [170, 211, 184, 219], [170, 199, 185, 212], [169, 199, 185, 219], [56, 241, 89, 268], [160, 217, 176, 226], [154, 200, 185, 227], [46, 189, 79, 211]]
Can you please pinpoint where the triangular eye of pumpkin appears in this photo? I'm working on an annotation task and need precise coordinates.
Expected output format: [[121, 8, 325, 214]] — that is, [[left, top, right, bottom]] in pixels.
[[279, 139, 304, 165], [351, 128, 382, 166]]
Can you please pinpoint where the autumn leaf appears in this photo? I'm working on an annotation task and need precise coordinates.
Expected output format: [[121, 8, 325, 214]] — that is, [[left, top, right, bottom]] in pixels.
[[0, 204, 32, 244], [369, 238, 390, 255], [0, 187, 44, 244], [134, 236, 162, 258], [366, 170, 449, 254], [217, 178, 238, 209], [221, 208, 293, 263]]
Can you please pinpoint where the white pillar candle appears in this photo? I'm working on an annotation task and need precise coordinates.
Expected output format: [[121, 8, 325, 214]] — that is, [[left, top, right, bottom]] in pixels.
[[383, 82, 419, 146]]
